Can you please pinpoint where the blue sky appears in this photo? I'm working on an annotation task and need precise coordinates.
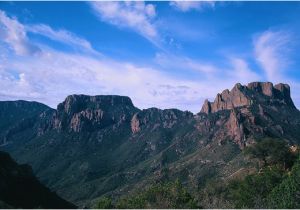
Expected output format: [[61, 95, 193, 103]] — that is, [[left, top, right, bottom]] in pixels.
[[1, 1, 300, 113]]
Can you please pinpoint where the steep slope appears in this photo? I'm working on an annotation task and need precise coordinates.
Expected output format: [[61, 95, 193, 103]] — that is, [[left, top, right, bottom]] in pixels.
[[0, 100, 51, 147], [1, 82, 300, 207], [199, 82, 300, 148], [0, 150, 75, 208]]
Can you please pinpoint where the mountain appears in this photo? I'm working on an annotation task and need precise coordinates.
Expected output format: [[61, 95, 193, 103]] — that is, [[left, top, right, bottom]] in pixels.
[[1, 82, 300, 207], [0, 100, 50, 146], [0, 150, 75, 208]]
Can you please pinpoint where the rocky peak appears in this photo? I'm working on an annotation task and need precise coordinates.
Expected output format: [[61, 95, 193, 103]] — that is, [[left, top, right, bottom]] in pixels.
[[47, 95, 139, 132], [247, 82, 274, 96], [200, 82, 295, 114], [57, 94, 134, 115]]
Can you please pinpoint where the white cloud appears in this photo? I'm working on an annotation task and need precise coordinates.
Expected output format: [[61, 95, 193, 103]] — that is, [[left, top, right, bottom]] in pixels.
[[89, 2, 157, 41], [229, 57, 260, 84], [254, 30, 291, 82], [26, 24, 96, 53], [0, 10, 97, 56], [1, 48, 210, 112], [155, 53, 218, 75], [170, 1, 215, 12], [0, 10, 40, 56], [155, 52, 260, 82]]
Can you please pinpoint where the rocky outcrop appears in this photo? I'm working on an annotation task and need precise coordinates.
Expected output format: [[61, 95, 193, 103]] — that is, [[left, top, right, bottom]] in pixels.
[[44, 95, 139, 133], [200, 82, 295, 114], [225, 109, 246, 148], [130, 108, 193, 134], [131, 113, 141, 134], [200, 99, 211, 114]]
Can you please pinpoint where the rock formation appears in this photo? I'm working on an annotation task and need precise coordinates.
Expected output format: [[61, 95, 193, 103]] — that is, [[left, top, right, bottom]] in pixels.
[[130, 108, 193, 134], [45, 95, 139, 132], [200, 82, 295, 114]]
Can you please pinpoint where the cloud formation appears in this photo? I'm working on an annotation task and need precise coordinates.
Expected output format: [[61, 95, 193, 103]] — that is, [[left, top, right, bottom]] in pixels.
[[254, 30, 291, 82], [26, 24, 96, 53], [0, 10, 40, 56], [0, 10, 205, 112], [170, 1, 215, 12], [89, 2, 157, 41]]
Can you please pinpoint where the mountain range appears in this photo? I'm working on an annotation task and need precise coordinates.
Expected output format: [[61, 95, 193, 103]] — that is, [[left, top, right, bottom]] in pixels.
[[0, 81, 300, 208]]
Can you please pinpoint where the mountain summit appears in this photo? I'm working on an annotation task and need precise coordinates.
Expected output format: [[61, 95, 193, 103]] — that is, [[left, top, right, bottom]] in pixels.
[[200, 82, 295, 114]]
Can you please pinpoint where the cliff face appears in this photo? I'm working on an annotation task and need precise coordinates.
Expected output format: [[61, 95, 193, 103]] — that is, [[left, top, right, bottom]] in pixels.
[[41, 95, 139, 133], [200, 82, 295, 114], [130, 108, 193, 134], [198, 82, 299, 148]]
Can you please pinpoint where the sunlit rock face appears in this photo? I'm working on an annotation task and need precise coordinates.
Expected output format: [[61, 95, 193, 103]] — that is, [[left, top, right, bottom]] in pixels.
[[200, 82, 295, 114], [44, 94, 139, 133]]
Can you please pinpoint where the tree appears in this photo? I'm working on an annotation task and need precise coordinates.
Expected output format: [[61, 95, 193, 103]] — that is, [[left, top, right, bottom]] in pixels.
[[94, 197, 114, 209], [267, 158, 300, 208], [244, 138, 294, 169], [116, 180, 199, 209], [227, 167, 284, 208]]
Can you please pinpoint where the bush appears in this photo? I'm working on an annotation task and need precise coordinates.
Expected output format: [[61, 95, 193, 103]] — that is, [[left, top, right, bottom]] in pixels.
[[244, 138, 295, 169], [94, 197, 113, 209], [116, 180, 199, 209], [227, 166, 284, 208], [267, 159, 300, 208]]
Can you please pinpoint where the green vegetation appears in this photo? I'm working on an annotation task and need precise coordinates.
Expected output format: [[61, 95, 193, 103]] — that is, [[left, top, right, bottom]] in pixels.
[[94, 180, 199, 209], [227, 138, 300, 208], [92, 138, 300, 209], [267, 159, 300, 208], [94, 197, 114, 209], [227, 166, 285, 208], [244, 138, 295, 169]]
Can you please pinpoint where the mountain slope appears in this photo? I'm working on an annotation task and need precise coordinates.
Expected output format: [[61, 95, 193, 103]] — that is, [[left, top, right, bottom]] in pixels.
[[1, 82, 300, 207], [0, 100, 51, 147], [0, 150, 75, 208]]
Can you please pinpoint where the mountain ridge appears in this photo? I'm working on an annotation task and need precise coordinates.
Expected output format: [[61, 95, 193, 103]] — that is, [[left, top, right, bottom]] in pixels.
[[1, 81, 300, 207]]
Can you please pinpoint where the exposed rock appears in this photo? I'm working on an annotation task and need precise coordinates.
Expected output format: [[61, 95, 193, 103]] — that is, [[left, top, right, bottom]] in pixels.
[[130, 108, 193, 134], [200, 99, 211, 114], [131, 113, 141, 134], [200, 82, 296, 114], [274, 83, 295, 107], [47, 95, 139, 132], [226, 109, 245, 148]]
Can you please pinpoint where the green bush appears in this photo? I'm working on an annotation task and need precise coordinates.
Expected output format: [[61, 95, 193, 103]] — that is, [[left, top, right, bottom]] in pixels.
[[227, 139, 299, 208], [267, 159, 300, 208], [228, 166, 284, 208], [116, 180, 199, 209], [94, 197, 113, 209], [244, 138, 295, 169]]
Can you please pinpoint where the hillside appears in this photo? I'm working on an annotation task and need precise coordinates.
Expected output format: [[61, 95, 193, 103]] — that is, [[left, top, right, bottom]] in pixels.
[[0, 150, 75, 208]]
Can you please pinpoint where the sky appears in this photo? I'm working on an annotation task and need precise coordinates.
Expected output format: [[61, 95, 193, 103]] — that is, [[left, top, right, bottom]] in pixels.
[[1, 1, 300, 113]]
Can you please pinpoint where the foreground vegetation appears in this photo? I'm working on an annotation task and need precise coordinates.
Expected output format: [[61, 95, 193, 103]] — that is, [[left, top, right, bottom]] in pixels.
[[94, 138, 300, 209], [95, 180, 199, 209], [227, 138, 300, 208], [200, 138, 300, 208]]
